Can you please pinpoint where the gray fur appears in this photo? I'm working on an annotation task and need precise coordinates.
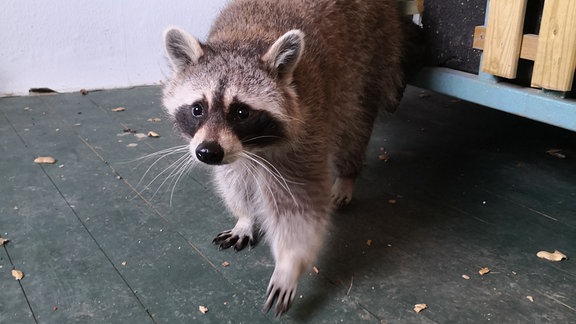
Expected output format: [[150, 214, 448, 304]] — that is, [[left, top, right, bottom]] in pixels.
[[162, 0, 406, 316]]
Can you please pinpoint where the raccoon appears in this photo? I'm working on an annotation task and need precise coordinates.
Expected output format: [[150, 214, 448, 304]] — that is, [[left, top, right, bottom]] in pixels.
[[162, 0, 408, 316]]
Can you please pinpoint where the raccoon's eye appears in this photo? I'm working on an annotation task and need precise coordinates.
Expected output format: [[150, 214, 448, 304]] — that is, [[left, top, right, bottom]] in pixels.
[[231, 103, 250, 120], [191, 102, 204, 117]]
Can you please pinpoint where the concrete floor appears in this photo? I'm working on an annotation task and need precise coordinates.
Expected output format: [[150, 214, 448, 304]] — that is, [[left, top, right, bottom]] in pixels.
[[1, 86, 575, 323]]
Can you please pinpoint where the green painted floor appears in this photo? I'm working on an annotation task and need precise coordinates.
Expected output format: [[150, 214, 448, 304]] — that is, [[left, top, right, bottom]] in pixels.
[[1, 86, 575, 323]]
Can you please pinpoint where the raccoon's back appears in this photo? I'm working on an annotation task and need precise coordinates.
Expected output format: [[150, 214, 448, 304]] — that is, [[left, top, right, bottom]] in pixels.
[[208, 0, 402, 62], [208, 0, 405, 116]]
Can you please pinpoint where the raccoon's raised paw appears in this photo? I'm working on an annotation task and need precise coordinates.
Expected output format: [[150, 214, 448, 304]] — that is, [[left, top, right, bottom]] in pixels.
[[330, 177, 356, 209], [212, 230, 257, 251], [263, 270, 298, 318]]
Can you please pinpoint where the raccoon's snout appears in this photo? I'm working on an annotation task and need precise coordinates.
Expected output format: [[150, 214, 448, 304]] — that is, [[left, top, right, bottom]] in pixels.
[[196, 141, 224, 165]]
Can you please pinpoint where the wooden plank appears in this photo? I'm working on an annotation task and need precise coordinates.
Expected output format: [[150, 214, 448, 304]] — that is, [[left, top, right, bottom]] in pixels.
[[398, 1, 421, 15], [474, 26, 539, 62], [531, 0, 576, 91], [481, 0, 528, 79], [518, 34, 539, 62]]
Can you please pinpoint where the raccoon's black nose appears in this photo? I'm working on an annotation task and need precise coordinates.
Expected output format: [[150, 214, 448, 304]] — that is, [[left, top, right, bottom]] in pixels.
[[195, 141, 224, 165]]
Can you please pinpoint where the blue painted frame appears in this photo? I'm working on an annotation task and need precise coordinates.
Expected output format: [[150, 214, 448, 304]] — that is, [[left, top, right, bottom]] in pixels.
[[409, 67, 576, 132]]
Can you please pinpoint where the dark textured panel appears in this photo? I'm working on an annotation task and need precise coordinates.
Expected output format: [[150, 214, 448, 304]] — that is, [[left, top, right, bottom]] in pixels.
[[423, 0, 487, 74]]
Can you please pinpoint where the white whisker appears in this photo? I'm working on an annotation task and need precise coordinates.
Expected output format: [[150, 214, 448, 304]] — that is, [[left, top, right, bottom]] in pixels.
[[169, 154, 196, 206], [241, 135, 282, 144], [149, 152, 193, 199], [135, 145, 189, 189], [241, 151, 300, 207], [130, 144, 196, 202], [240, 158, 280, 214]]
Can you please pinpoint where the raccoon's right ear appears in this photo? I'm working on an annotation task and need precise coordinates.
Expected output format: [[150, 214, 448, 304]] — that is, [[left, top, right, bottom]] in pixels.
[[164, 27, 204, 72], [262, 30, 305, 83]]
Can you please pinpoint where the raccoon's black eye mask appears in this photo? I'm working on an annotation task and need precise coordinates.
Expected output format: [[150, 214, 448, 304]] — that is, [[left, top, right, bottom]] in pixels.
[[174, 100, 208, 138], [229, 102, 251, 121], [229, 106, 286, 147]]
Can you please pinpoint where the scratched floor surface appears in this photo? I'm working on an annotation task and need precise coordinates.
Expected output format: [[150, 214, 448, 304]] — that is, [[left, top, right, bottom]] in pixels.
[[1, 86, 575, 323]]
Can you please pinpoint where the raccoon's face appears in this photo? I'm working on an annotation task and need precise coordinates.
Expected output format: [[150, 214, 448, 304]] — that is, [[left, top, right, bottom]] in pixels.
[[162, 27, 305, 165]]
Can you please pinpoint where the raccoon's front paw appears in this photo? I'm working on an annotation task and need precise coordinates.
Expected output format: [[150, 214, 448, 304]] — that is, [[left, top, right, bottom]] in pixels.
[[330, 177, 356, 209], [212, 230, 256, 251], [264, 269, 298, 318], [213, 217, 257, 251]]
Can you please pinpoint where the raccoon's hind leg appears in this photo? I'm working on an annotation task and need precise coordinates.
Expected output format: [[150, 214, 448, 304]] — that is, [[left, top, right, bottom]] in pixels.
[[331, 56, 404, 209], [330, 105, 378, 209]]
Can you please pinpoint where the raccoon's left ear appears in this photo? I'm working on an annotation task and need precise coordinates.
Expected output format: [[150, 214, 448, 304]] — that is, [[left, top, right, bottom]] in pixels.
[[262, 30, 305, 83], [164, 27, 204, 72]]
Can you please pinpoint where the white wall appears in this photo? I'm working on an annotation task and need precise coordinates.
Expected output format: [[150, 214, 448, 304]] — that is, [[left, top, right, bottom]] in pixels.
[[0, 0, 228, 96]]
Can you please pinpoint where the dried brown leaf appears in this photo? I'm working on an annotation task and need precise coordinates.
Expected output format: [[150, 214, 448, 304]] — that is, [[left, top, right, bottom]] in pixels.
[[199, 305, 208, 314], [414, 303, 427, 313], [478, 267, 490, 276], [0, 237, 8, 246], [147, 131, 160, 138], [34, 156, 57, 164], [12, 269, 24, 280], [111, 107, 126, 112], [536, 250, 567, 262], [546, 149, 566, 159]]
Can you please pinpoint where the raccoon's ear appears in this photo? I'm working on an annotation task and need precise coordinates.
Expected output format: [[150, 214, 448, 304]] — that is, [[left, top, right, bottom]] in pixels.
[[164, 27, 204, 72], [262, 29, 305, 83]]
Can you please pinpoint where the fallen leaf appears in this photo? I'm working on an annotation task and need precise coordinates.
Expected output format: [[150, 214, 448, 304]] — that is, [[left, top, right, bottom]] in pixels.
[[12, 269, 24, 280], [34, 156, 57, 164], [111, 107, 126, 112], [536, 250, 567, 262], [526, 296, 534, 303], [366, 239, 372, 247], [478, 267, 490, 276], [222, 261, 230, 267], [147, 131, 160, 138], [0, 237, 8, 246], [414, 303, 427, 313], [199, 305, 208, 314], [462, 274, 470, 280], [546, 149, 566, 159]]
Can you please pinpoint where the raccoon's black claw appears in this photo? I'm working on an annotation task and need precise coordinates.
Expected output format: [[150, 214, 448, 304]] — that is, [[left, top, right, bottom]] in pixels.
[[212, 230, 254, 251], [264, 284, 294, 318], [331, 196, 351, 209]]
